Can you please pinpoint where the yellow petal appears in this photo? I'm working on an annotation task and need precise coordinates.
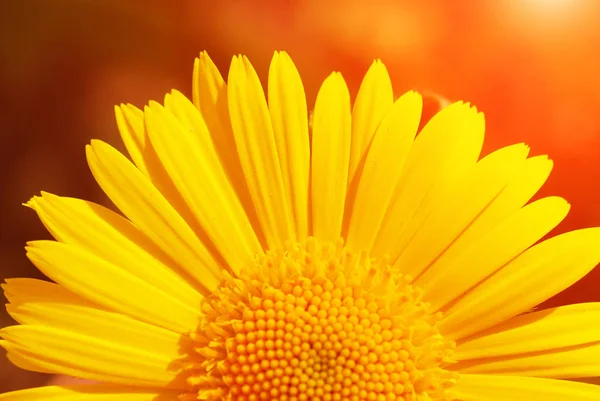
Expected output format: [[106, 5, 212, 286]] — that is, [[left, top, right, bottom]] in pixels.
[[3, 278, 85, 306], [454, 343, 600, 378], [25, 241, 201, 334], [0, 324, 186, 389], [348, 60, 394, 182], [394, 143, 530, 278], [399, 143, 549, 281], [441, 228, 600, 340], [453, 303, 600, 378], [192, 51, 239, 173], [0, 384, 181, 401], [115, 104, 210, 244], [147, 94, 262, 274], [86, 140, 221, 293], [268, 51, 310, 241], [192, 52, 261, 241], [345, 91, 421, 252], [227, 55, 294, 248], [310, 72, 352, 242], [372, 102, 485, 260], [456, 303, 600, 359], [114, 104, 150, 176], [453, 154, 554, 238], [4, 280, 183, 360], [453, 374, 600, 401], [415, 153, 555, 310], [419, 196, 569, 311], [26, 192, 203, 308]]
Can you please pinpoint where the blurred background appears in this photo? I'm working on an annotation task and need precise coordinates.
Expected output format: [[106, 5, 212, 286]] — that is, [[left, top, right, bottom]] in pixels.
[[1, 0, 600, 392]]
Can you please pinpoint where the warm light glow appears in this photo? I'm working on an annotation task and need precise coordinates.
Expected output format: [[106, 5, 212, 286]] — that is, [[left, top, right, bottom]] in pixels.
[[504, 0, 591, 27], [525, 0, 581, 9]]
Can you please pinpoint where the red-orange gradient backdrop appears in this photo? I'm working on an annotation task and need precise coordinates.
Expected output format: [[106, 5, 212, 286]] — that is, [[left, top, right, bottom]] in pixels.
[[1, 0, 599, 392]]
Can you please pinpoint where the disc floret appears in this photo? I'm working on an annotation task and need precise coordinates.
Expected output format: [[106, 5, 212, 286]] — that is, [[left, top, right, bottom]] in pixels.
[[187, 238, 456, 401]]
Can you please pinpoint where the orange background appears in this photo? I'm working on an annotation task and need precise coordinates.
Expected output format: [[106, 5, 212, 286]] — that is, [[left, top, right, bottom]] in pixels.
[[1, 0, 600, 392]]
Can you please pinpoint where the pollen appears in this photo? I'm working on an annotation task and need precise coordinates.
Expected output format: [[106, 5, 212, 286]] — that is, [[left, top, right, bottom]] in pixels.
[[186, 238, 457, 401]]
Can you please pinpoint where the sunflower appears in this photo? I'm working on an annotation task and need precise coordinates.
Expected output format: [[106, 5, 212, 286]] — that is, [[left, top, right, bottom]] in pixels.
[[2, 51, 600, 401]]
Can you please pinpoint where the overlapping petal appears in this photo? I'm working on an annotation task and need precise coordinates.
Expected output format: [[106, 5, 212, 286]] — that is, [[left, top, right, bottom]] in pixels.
[[1, 279, 187, 388], [0, 385, 181, 401], [454, 374, 600, 400]]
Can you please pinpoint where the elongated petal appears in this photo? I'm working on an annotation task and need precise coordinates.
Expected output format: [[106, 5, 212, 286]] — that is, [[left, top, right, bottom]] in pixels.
[[0, 324, 187, 389], [228, 55, 294, 248], [147, 95, 262, 274], [445, 154, 553, 242], [420, 196, 569, 311], [268, 51, 310, 240], [3, 278, 85, 306], [348, 60, 394, 182], [192, 52, 261, 242], [3, 281, 184, 359], [25, 241, 201, 333], [372, 102, 485, 261], [346, 91, 421, 252], [416, 155, 557, 310], [0, 385, 181, 401], [453, 374, 600, 400], [441, 228, 600, 340], [114, 104, 200, 229], [192, 51, 237, 170], [26, 192, 202, 308], [454, 342, 600, 378], [114, 104, 150, 176], [453, 303, 600, 378], [394, 143, 530, 278], [456, 303, 600, 358], [86, 140, 221, 293], [193, 52, 230, 137], [311, 72, 351, 242]]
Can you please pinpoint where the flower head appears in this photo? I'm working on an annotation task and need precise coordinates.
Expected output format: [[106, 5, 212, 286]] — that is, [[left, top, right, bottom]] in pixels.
[[2, 51, 600, 401]]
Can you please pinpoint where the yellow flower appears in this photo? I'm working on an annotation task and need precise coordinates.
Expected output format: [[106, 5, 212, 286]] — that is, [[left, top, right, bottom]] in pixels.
[[2, 51, 600, 401]]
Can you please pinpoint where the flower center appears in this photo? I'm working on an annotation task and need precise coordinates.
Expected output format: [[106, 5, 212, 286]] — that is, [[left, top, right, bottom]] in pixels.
[[186, 238, 457, 401]]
